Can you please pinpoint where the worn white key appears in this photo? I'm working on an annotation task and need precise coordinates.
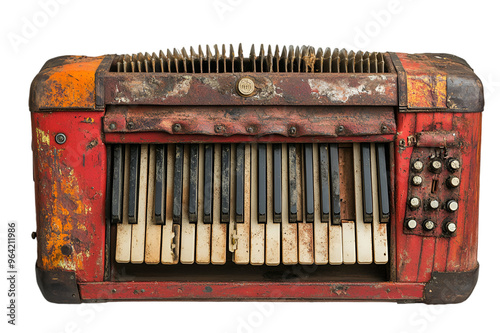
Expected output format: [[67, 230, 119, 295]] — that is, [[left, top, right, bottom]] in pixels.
[[235, 145, 250, 264], [145, 147, 162, 264], [313, 143, 329, 264], [371, 143, 388, 264], [211, 144, 227, 264], [266, 143, 280, 265], [228, 144, 238, 254], [162, 144, 178, 264], [282, 143, 298, 265], [196, 145, 211, 264], [353, 143, 373, 264], [116, 145, 132, 263], [329, 224, 342, 265], [342, 221, 356, 264], [181, 145, 196, 264], [250, 144, 265, 265], [131, 144, 149, 263], [297, 144, 314, 264]]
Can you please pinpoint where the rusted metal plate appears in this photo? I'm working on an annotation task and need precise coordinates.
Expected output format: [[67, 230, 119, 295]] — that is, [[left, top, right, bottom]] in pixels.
[[79, 281, 425, 301], [103, 105, 396, 138], [30, 56, 104, 111], [103, 72, 398, 106], [396, 53, 484, 112]]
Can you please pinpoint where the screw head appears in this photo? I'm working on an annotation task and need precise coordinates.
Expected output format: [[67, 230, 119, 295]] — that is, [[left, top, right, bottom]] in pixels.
[[109, 123, 117, 130], [214, 125, 224, 133], [55, 133, 66, 144], [127, 122, 134, 129], [246, 126, 255, 133], [173, 123, 182, 132], [289, 126, 297, 136], [338, 125, 345, 133]]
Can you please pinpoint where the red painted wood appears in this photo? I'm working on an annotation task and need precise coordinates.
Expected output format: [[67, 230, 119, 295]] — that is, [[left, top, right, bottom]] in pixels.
[[395, 112, 420, 282], [32, 112, 106, 282], [78, 281, 425, 301]]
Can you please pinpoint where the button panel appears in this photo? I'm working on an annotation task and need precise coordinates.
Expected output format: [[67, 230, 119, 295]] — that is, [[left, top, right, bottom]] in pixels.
[[404, 147, 461, 237]]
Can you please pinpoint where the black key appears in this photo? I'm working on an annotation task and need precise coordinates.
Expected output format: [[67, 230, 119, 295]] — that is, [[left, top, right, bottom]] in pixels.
[[258, 144, 267, 223], [111, 145, 124, 223], [204, 144, 213, 223], [329, 143, 341, 225], [221, 144, 231, 223], [154, 145, 166, 225], [377, 143, 390, 223], [319, 144, 330, 223], [173, 144, 184, 224], [188, 145, 199, 223], [303, 143, 314, 222], [128, 144, 140, 224], [361, 143, 373, 223], [235, 143, 245, 223], [273, 144, 282, 222], [288, 144, 298, 223]]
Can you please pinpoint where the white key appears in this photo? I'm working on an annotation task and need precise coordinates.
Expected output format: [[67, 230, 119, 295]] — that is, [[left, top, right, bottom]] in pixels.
[[131, 144, 149, 264], [353, 143, 373, 264], [266, 143, 280, 265], [282, 143, 298, 265], [342, 221, 356, 264], [250, 144, 265, 265], [371, 143, 388, 264], [162, 144, 178, 264], [180, 145, 196, 264], [297, 144, 314, 265], [116, 145, 132, 263], [235, 145, 251, 264], [211, 144, 227, 264], [313, 143, 328, 264], [196, 145, 211, 264], [329, 224, 343, 265], [145, 147, 162, 264]]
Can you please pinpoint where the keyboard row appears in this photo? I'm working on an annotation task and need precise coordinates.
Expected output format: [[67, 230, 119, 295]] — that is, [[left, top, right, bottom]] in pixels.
[[109, 143, 390, 265]]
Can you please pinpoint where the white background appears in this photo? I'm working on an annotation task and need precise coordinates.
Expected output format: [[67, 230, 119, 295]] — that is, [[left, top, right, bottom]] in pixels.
[[1, 0, 499, 332]]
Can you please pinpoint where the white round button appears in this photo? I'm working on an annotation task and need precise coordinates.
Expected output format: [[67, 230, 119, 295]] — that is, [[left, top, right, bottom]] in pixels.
[[447, 200, 459, 212]]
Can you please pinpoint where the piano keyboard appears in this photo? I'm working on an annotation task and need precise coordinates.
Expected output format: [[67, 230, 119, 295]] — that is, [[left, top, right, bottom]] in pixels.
[[110, 143, 390, 266]]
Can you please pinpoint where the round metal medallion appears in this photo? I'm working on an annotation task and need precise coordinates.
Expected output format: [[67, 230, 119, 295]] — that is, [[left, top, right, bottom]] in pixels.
[[237, 77, 255, 96]]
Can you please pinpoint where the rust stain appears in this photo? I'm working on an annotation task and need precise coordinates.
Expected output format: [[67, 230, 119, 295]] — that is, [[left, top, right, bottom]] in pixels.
[[407, 74, 447, 108], [38, 141, 90, 272]]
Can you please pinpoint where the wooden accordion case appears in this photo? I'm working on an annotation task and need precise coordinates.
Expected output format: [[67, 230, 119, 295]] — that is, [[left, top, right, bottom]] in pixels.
[[29, 45, 483, 304]]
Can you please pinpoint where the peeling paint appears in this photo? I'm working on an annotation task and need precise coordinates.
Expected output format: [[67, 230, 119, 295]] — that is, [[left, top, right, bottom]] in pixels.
[[308, 79, 368, 103]]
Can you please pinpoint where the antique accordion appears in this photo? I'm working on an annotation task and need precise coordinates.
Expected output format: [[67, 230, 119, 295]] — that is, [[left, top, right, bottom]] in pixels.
[[30, 45, 483, 303]]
